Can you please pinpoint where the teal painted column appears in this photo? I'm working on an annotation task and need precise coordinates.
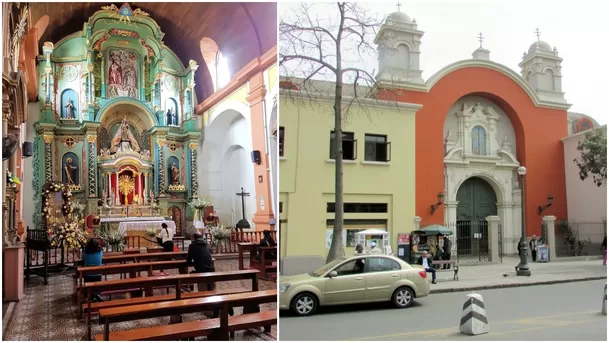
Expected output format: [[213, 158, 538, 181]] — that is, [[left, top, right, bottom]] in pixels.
[[86, 135, 98, 198]]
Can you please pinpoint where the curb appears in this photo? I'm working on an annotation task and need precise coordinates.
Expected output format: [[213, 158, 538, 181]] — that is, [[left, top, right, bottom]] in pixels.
[[430, 276, 607, 294], [2, 302, 16, 340]]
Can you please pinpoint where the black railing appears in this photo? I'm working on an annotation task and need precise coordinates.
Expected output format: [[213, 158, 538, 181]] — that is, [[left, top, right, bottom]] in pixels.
[[445, 221, 490, 263]]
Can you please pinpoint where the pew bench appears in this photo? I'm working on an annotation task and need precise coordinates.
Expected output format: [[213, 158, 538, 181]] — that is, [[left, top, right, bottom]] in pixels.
[[95, 290, 277, 341], [83, 269, 259, 340], [249, 246, 277, 280]]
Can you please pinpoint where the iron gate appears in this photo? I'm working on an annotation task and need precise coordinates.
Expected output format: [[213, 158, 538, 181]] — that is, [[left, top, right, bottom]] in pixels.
[[450, 220, 490, 263]]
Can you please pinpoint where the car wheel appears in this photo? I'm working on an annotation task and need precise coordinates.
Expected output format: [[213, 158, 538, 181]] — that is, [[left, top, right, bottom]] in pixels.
[[392, 287, 414, 308], [291, 292, 318, 316]]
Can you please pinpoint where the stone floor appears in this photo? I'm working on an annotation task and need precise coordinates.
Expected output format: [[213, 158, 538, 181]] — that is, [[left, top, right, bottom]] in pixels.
[[3, 258, 277, 341]]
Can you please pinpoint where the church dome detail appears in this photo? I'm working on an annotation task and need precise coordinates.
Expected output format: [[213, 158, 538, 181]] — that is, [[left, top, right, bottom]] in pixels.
[[527, 40, 552, 54], [387, 11, 412, 24]]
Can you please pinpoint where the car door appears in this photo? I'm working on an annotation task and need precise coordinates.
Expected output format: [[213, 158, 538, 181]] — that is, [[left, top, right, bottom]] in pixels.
[[363, 257, 402, 302], [323, 258, 367, 305]]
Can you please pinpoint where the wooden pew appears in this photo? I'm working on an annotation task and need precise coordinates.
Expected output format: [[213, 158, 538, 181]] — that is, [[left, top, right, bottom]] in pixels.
[[249, 246, 277, 280], [83, 269, 260, 340], [77, 260, 190, 317], [146, 246, 164, 254], [96, 289, 277, 341], [237, 242, 256, 270]]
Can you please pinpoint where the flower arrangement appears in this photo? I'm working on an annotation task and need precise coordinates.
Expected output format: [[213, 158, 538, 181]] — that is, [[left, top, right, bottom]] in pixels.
[[209, 224, 232, 243], [146, 227, 157, 238], [6, 170, 21, 187], [189, 197, 212, 222], [71, 201, 86, 219], [105, 231, 125, 251], [47, 219, 88, 249], [42, 182, 73, 221]]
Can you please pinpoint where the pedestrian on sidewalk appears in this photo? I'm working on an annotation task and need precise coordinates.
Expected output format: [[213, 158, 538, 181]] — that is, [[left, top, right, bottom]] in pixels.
[[442, 236, 452, 269], [529, 235, 539, 262], [416, 251, 437, 284], [355, 244, 364, 255], [369, 242, 382, 254], [601, 236, 607, 266]]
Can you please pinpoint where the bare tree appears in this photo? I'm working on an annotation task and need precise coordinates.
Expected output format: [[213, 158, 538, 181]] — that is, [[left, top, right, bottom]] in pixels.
[[279, 2, 386, 262]]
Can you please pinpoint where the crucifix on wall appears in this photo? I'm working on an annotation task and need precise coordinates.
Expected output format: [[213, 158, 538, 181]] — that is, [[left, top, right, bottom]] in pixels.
[[235, 187, 251, 232]]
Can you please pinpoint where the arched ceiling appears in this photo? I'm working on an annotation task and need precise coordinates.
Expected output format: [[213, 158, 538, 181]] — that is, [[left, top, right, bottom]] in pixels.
[[29, 2, 277, 102]]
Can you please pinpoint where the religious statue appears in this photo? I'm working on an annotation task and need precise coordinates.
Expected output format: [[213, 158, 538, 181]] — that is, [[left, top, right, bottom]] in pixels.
[[166, 108, 175, 126], [64, 157, 77, 185], [110, 117, 141, 153], [108, 52, 123, 88], [171, 162, 180, 185], [107, 50, 138, 98], [64, 98, 76, 119]]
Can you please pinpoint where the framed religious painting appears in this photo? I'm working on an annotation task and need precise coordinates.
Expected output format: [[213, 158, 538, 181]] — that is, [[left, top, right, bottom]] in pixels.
[[106, 49, 139, 99]]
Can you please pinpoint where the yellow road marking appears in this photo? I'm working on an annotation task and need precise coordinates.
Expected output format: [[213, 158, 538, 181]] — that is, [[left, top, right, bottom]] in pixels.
[[351, 310, 600, 341]]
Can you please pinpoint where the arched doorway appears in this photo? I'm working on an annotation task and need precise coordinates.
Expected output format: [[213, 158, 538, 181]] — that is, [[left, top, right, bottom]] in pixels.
[[456, 177, 497, 261]]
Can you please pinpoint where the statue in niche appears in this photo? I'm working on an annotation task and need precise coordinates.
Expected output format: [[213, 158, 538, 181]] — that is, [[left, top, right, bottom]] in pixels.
[[110, 117, 141, 153], [166, 107, 176, 126], [171, 162, 180, 185], [64, 98, 76, 119], [64, 157, 77, 185]]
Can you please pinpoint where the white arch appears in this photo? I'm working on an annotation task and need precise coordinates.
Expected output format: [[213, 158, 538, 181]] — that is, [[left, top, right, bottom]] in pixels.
[[206, 100, 251, 128], [392, 40, 414, 50]]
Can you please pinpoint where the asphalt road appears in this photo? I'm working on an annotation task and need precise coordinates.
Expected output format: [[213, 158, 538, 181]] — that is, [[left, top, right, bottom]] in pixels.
[[279, 280, 608, 341]]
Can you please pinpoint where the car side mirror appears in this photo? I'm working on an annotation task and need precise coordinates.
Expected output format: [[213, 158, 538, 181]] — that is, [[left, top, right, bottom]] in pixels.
[[328, 270, 338, 278]]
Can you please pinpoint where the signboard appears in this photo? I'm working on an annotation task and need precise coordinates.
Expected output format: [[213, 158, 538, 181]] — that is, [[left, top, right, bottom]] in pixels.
[[326, 229, 347, 248], [537, 245, 549, 262], [398, 233, 410, 244]]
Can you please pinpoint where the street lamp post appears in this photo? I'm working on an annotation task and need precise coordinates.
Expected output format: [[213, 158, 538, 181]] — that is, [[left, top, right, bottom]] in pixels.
[[516, 166, 531, 276]]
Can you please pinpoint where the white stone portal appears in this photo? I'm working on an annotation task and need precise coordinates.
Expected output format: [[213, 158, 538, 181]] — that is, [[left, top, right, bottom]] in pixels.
[[443, 96, 522, 254], [199, 104, 257, 228]]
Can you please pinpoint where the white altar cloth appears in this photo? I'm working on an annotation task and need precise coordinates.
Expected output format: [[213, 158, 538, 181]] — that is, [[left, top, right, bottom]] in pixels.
[[118, 220, 176, 236], [100, 216, 166, 223]]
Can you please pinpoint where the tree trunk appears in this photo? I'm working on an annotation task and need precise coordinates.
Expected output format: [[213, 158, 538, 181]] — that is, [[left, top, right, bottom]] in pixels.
[[326, 3, 346, 263]]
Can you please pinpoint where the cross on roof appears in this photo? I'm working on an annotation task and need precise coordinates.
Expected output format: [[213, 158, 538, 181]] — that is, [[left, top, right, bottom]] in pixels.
[[477, 32, 484, 48], [535, 28, 541, 41], [396, 2, 402, 12]]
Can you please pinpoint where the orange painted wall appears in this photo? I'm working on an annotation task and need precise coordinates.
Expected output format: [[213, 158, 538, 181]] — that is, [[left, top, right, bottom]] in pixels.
[[377, 66, 568, 237]]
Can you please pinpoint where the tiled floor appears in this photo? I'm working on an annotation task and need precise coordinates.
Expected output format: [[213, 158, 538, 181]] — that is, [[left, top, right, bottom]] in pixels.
[[4, 258, 277, 341]]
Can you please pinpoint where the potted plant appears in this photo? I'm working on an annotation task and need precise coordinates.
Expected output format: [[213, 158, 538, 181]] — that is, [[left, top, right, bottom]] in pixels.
[[145, 227, 157, 239], [105, 232, 125, 252], [182, 221, 197, 241]]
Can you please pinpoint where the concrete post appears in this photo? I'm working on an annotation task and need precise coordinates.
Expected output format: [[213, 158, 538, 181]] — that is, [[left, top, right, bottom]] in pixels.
[[414, 216, 422, 231], [543, 215, 557, 262], [486, 216, 500, 263]]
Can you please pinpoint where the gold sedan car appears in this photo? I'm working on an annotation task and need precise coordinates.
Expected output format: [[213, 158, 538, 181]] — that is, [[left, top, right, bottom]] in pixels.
[[279, 254, 431, 316]]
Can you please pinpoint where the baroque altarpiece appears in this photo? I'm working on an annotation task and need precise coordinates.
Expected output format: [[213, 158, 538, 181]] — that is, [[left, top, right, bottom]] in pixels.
[[32, 4, 201, 235]]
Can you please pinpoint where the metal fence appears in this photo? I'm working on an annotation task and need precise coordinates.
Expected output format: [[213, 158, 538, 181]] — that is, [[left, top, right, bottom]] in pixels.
[[555, 220, 606, 258], [446, 221, 490, 263]]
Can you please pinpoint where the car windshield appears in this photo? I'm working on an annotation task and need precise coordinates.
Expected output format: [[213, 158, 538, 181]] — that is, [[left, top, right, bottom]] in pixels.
[[309, 257, 347, 277]]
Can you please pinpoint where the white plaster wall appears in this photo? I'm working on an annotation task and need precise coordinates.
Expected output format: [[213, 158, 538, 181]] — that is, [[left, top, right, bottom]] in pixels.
[[22, 101, 41, 231], [443, 95, 517, 152], [199, 105, 256, 228], [562, 126, 608, 222]]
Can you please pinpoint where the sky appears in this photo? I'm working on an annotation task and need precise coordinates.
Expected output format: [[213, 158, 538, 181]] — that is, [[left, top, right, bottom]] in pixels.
[[279, 1, 609, 125]]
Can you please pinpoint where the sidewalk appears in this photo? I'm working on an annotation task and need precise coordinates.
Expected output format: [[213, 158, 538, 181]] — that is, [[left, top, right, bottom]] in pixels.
[[430, 256, 607, 293]]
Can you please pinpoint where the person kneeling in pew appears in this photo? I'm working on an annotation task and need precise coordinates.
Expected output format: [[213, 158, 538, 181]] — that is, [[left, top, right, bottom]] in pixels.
[[83, 239, 104, 302], [187, 232, 234, 317]]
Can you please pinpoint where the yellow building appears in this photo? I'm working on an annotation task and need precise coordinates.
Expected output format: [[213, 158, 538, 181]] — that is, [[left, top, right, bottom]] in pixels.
[[279, 79, 422, 275]]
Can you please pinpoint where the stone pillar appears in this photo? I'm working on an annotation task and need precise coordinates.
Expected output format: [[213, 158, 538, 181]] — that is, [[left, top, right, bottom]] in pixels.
[[486, 215, 500, 263], [247, 72, 274, 231], [543, 215, 557, 262], [445, 201, 459, 226], [3, 245, 24, 301], [414, 216, 422, 231]]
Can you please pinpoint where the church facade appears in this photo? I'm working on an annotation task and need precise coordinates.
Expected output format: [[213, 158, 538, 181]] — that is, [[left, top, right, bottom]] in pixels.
[[279, 9, 603, 272]]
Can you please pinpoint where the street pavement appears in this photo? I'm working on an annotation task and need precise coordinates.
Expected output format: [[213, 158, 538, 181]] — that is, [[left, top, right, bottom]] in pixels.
[[279, 279, 608, 341], [429, 256, 607, 292]]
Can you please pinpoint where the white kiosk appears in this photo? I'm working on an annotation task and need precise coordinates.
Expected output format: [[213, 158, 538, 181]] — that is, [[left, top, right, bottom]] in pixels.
[[355, 229, 392, 254]]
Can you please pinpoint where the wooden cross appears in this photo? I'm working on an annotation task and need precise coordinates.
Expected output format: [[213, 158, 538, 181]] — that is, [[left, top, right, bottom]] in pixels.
[[477, 32, 484, 48], [235, 187, 250, 222], [65, 137, 75, 147], [535, 28, 541, 41], [396, 2, 402, 12]]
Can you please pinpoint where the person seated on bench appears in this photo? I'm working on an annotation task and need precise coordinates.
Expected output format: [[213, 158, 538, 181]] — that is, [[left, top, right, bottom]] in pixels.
[[255, 230, 277, 262], [416, 251, 437, 284], [157, 223, 174, 252], [187, 232, 234, 317], [83, 238, 104, 302]]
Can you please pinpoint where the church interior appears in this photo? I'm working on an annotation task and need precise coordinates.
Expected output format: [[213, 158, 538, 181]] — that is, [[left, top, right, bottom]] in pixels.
[[2, 2, 278, 341]]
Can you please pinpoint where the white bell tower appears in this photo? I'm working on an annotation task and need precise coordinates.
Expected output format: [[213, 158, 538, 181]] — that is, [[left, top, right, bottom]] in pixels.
[[374, 4, 424, 86], [518, 28, 566, 104]]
